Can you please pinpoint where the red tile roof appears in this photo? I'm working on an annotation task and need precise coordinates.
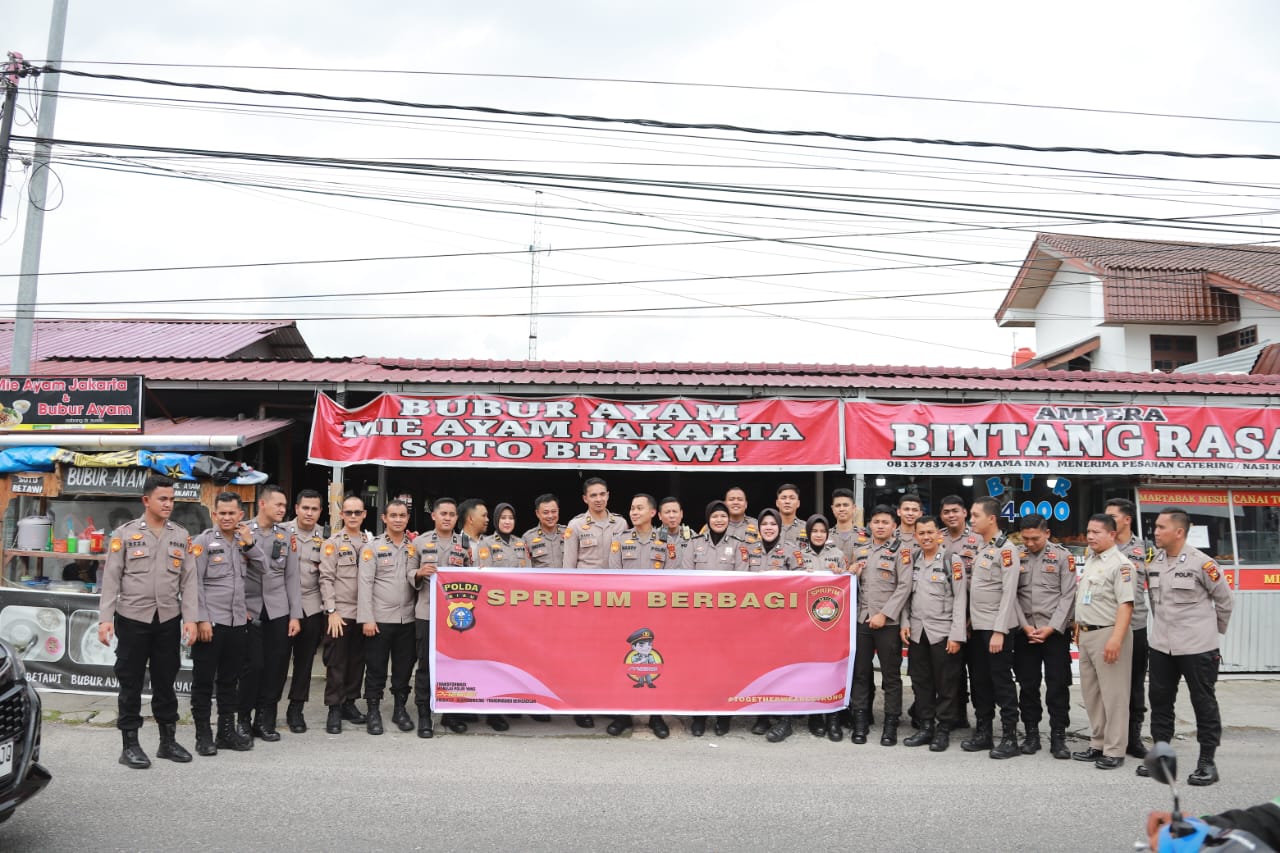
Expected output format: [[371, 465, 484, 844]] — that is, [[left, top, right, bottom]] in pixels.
[[34, 356, 1280, 397], [0, 319, 311, 369], [996, 233, 1280, 324]]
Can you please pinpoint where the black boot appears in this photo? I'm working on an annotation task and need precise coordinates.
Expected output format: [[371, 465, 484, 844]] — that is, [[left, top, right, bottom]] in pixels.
[[961, 719, 993, 752], [416, 703, 434, 739], [216, 714, 252, 751], [573, 715, 595, 729], [325, 705, 342, 734], [236, 712, 254, 744], [487, 714, 510, 732], [119, 729, 151, 769], [929, 724, 951, 752], [1188, 753, 1220, 787], [606, 715, 634, 736], [648, 715, 669, 739], [253, 706, 281, 742], [714, 716, 731, 736], [443, 714, 468, 734], [750, 715, 772, 736], [1126, 719, 1148, 758], [690, 716, 707, 737], [1020, 725, 1041, 755], [765, 717, 793, 743], [1049, 727, 1070, 760], [391, 696, 414, 732], [851, 709, 870, 744], [286, 701, 307, 734], [989, 723, 1021, 759], [826, 713, 843, 743], [807, 714, 827, 738], [156, 722, 192, 763], [194, 718, 216, 757], [341, 700, 366, 724], [879, 716, 900, 747], [364, 700, 382, 735], [904, 720, 935, 747]]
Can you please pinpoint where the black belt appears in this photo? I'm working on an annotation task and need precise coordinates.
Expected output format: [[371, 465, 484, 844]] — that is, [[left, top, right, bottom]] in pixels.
[[1077, 623, 1113, 632]]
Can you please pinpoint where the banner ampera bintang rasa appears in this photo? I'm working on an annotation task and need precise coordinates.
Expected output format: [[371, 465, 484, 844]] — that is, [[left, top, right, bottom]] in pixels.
[[845, 401, 1280, 478], [430, 570, 855, 715], [308, 393, 841, 469]]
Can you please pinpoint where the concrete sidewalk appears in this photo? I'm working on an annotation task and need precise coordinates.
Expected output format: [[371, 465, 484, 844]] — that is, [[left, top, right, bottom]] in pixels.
[[38, 673, 1280, 740]]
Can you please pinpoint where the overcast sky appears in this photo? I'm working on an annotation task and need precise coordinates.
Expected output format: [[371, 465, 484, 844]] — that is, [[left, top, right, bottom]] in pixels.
[[4, 1, 1280, 370]]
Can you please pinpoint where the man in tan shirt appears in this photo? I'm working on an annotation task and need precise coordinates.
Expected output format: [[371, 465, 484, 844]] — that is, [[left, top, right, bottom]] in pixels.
[[318, 494, 369, 734]]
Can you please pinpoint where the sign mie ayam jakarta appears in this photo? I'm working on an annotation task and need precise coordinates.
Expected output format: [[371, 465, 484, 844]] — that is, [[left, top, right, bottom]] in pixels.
[[0, 375, 143, 432], [309, 394, 841, 469]]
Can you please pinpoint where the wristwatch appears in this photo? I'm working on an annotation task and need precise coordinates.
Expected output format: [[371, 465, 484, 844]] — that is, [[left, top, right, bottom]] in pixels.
[[325, 608, 336, 614]]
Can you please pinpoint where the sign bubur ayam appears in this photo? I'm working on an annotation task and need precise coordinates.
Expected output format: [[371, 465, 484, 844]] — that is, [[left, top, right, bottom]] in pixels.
[[309, 393, 841, 470], [0, 375, 143, 432]]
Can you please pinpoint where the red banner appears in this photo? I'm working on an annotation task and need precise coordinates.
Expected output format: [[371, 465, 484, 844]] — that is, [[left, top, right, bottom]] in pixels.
[[429, 570, 855, 715], [845, 401, 1280, 478], [309, 394, 841, 469]]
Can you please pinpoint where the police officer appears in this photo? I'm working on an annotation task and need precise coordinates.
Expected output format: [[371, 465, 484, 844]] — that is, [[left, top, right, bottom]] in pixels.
[[318, 495, 369, 734], [1138, 508, 1234, 786], [1105, 497, 1151, 759], [458, 499, 489, 564], [961, 497, 1022, 760], [478, 503, 530, 568], [657, 497, 694, 567], [522, 494, 565, 568], [849, 505, 913, 747], [358, 499, 418, 736], [282, 488, 326, 734], [1070, 513, 1134, 770], [239, 485, 302, 743], [829, 488, 869, 565], [900, 516, 967, 752], [724, 486, 759, 544], [606, 494, 671, 740], [189, 492, 261, 756], [563, 477, 627, 570], [797, 514, 847, 574], [896, 494, 923, 549], [940, 494, 980, 730], [746, 509, 790, 572], [98, 474, 200, 769], [1012, 515, 1077, 759], [775, 483, 807, 549], [409, 496, 473, 736]]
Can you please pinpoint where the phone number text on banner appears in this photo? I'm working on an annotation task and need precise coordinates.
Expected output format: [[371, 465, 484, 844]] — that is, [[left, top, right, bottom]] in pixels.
[[308, 393, 841, 469], [430, 570, 855, 715], [845, 401, 1280, 477]]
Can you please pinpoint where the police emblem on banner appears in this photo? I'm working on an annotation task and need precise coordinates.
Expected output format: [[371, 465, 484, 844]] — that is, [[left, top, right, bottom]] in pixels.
[[806, 584, 846, 631], [442, 580, 482, 631]]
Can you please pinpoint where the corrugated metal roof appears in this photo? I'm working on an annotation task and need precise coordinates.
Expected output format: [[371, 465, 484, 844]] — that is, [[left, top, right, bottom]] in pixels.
[[35, 356, 1280, 396], [0, 319, 308, 369], [143, 416, 293, 444], [1176, 340, 1274, 375]]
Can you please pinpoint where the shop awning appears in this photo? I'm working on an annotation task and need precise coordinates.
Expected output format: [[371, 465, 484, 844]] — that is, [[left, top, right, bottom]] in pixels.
[[0, 417, 292, 451], [1016, 336, 1100, 370]]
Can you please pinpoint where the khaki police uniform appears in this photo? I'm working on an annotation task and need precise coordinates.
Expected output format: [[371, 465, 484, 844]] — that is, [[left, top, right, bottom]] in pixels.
[[100, 517, 200, 735], [408, 531, 472, 709], [189, 528, 261, 729], [1116, 533, 1151, 737], [608, 528, 671, 570], [1012, 542, 1077, 734], [658, 525, 694, 567], [319, 530, 366, 709], [903, 549, 968, 727], [357, 534, 417, 706], [522, 525, 566, 568], [942, 525, 982, 723], [476, 533, 530, 568], [830, 525, 870, 565], [681, 532, 751, 570], [968, 534, 1022, 730], [1147, 544, 1234, 761], [797, 542, 847, 573], [850, 537, 913, 719], [727, 516, 760, 545], [746, 541, 791, 572], [1076, 545, 1135, 758], [778, 517, 808, 550], [563, 512, 627, 569], [282, 520, 327, 710], [239, 520, 302, 724]]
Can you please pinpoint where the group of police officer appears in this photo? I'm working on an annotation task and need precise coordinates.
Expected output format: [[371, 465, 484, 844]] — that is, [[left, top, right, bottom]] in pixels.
[[98, 475, 1234, 787]]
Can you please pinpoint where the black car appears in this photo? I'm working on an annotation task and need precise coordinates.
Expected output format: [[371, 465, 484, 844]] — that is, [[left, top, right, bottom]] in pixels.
[[0, 638, 51, 824]]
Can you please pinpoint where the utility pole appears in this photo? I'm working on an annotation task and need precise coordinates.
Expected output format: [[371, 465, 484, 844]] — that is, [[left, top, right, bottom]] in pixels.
[[526, 190, 544, 360], [11, 0, 70, 374], [0, 53, 34, 217]]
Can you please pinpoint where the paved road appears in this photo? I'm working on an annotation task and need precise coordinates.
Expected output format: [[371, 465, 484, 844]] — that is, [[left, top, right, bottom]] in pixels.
[[6, 717, 1278, 852]]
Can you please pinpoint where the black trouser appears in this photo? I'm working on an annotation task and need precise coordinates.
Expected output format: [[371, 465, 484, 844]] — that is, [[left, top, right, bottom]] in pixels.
[[1013, 630, 1071, 730], [1129, 626, 1149, 727], [283, 611, 325, 704], [1149, 648, 1221, 753], [190, 623, 247, 721], [851, 622, 903, 717], [239, 610, 290, 715], [113, 614, 181, 731], [414, 619, 433, 706], [364, 622, 416, 702], [322, 618, 365, 707], [969, 629, 1018, 727], [906, 631, 962, 726]]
